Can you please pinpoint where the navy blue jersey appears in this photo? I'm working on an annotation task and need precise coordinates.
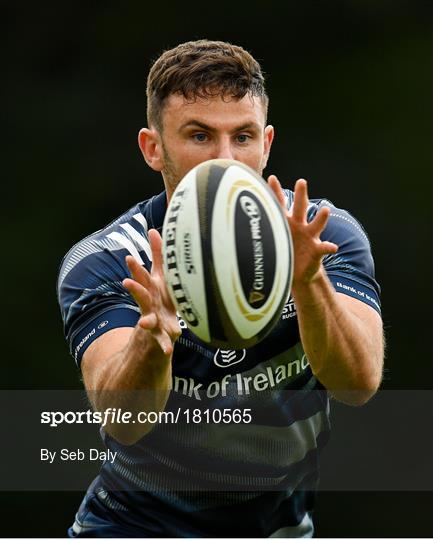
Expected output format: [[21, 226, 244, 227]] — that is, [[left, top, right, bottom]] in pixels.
[[58, 190, 381, 537]]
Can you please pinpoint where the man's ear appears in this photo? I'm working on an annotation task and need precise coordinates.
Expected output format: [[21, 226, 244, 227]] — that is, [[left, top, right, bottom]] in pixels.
[[138, 128, 164, 172], [261, 125, 275, 170]]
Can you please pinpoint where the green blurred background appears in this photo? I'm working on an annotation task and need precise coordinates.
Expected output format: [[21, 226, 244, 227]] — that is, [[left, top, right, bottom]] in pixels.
[[1, 0, 432, 536]]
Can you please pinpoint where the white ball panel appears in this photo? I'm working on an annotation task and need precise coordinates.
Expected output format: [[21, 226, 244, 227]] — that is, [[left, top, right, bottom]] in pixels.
[[162, 172, 210, 342]]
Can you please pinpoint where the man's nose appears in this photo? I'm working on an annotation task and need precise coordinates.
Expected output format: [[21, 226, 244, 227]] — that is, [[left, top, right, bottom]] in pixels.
[[214, 139, 234, 160]]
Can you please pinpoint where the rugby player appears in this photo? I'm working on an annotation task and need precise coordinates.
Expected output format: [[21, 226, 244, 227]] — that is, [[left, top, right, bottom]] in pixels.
[[58, 40, 384, 537]]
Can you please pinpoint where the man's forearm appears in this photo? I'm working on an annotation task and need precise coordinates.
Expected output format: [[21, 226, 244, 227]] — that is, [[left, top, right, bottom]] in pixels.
[[88, 326, 173, 445], [292, 269, 383, 405]]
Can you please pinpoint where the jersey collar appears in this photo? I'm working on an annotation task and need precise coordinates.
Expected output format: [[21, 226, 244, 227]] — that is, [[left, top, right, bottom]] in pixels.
[[148, 191, 168, 232]]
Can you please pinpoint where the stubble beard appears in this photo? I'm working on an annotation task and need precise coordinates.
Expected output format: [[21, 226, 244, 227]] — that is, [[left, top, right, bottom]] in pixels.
[[161, 141, 181, 195]]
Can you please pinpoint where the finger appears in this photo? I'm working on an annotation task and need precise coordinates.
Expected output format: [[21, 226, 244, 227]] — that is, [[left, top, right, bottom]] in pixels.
[[125, 256, 152, 289], [309, 206, 331, 236], [159, 332, 175, 356], [137, 312, 158, 330], [318, 241, 339, 256], [137, 323, 174, 356], [292, 179, 309, 222], [162, 286, 178, 314], [148, 329, 175, 356], [267, 175, 286, 209], [160, 339, 174, 357], [122, 278, 153, 313], [148, 229, 164, 275]]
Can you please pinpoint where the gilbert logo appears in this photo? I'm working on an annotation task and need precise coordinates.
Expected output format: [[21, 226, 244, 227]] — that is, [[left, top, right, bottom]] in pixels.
[[214, 348, 246, 368]]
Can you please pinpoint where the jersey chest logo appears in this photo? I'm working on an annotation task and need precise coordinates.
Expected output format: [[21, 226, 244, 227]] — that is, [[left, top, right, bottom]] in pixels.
[[213, 348, 246, 368]]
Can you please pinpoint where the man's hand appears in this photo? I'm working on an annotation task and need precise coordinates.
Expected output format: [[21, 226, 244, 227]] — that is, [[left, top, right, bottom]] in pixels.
[[123, 229, 181, 356], [81, 229, 180, 444], [267, 176, 338, 287], [267, 174, 383, 405]]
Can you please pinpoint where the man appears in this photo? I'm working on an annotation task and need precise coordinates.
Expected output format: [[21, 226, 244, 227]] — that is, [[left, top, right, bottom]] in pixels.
[[58, 40, 384, 537]]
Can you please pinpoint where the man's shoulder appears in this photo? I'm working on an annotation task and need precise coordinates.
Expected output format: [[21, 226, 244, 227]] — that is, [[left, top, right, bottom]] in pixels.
[[281, 188, 370, 245], [56, 193, 168, 362], [309, 196, 372, 247], [57, 192, 166, 289], [62, 195, 155, 255], [57, 201, 145, 288]]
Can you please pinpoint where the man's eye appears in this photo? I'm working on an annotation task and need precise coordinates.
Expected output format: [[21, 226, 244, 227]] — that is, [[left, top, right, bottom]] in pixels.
[[193, 133, 208, 142], [236, 134, 250, 143]]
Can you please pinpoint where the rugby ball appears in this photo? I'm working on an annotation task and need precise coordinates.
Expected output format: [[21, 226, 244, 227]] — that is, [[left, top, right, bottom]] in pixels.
[[162, 159, 293, 349]]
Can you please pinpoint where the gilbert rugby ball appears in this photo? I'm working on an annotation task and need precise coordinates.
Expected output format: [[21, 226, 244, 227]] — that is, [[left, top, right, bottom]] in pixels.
[[162, 159, 293, 349]]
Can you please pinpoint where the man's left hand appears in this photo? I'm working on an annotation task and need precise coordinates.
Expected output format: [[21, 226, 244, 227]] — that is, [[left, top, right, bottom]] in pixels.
[[267, 176, 338, 288]]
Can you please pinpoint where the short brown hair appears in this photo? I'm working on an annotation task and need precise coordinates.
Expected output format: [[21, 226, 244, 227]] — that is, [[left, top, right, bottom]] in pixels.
[[146, 40, 268, 131]]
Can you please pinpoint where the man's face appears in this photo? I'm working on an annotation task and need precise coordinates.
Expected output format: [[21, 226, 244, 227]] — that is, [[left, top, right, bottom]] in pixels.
[[153, 93, 274, 198]]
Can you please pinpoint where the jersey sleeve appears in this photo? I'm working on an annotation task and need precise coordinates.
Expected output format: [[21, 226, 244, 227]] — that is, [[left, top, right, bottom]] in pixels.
[[57, 221, 152, 367], [311, 200, 381, 314]]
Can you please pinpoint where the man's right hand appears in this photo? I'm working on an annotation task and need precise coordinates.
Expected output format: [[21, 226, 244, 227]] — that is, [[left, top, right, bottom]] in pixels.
[[80, 228, 180, 445], [123, 228, 181, 356]]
